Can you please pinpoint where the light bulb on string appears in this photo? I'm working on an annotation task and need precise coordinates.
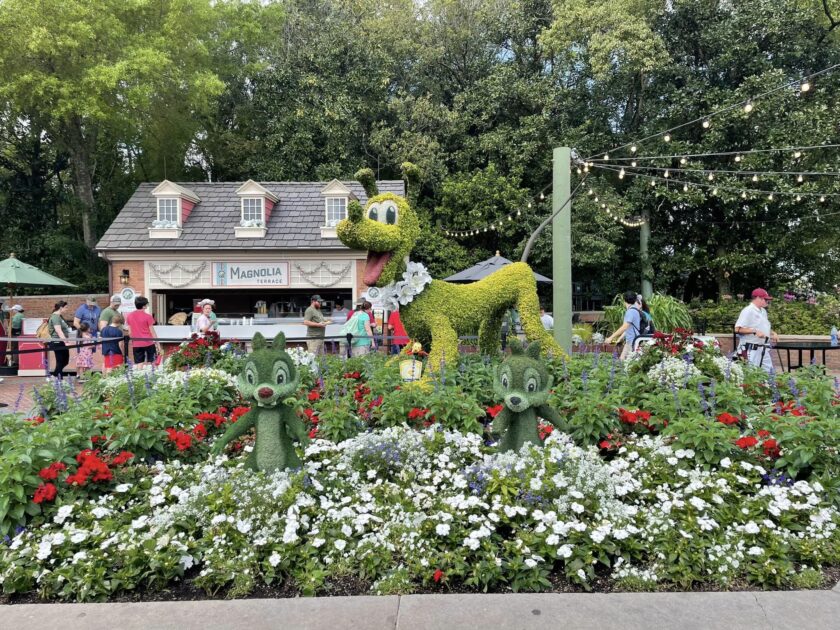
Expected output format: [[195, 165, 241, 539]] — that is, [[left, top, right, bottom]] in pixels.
[[507, 215, 512, 221], [650, 180, 656, 187], [683, 184, 689, 192], [664, 170, 670, 178], [603, 154, 609, 161], [767, 193, 774, 201], [583, 164, 589, 172], [743, 101, 753, 113], [795, 194, 802, 201], [517, 210, 521, 216], [800, 81, 811, 93], [663, 134, 671, 142], [630, 145, 637, 153], [702, 119, 711, 129], [586, 190, 592, 196], [734, 155, 742, 162], [576, 167, 582, 174], [680, 157, 687, 165], [707, 173, 715, 181], [752, 174, 759, 182], [797, 174, 804, 183], [631, 161, 637, 167], [794, 151, 802, 159], [741, 191, 747, 199], [820, 196, 826, 202], [619, 168, 626, 179], [594, 196, 599, 202], [540, 192, 545, 200], [712, 187, 718, 195]]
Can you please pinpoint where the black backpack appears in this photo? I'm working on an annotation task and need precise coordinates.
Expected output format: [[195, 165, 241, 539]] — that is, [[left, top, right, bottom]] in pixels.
[[636, 311, 655, 337]]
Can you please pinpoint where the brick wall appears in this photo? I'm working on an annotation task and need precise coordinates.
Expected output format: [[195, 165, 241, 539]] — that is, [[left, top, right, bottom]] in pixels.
[[109, 261, 146, 297], [0, 294, 109, 320], [355, 259, 367, 304]]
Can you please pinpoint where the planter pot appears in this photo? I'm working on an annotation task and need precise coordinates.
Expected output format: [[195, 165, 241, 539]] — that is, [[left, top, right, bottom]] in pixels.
[[399, 359, 423, 381]]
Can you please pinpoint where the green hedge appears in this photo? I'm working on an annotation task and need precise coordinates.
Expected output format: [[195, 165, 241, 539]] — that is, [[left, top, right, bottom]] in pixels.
[[689, 297, 840, 335]]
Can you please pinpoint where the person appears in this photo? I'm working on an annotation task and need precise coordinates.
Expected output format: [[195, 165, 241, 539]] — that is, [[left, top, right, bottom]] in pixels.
[[196, 301, 214, 335], [99, 294, 122, 331], [540, 307, 554, 331], [387, 308, 409, 354], [735, 288, 778, 373], [125, 296, 158, 366], [101, 313, 125, 374], [333, 300, 348, 321], [303, 294, 332, 355], [47, 301, 71, 379], [74, 322, 94, 381], [605, 291, 642, 360], [197, 298, 218, 330], [73, 296, 101, 352], [345, 301, 376, 356], [10, 304, 24, 367]]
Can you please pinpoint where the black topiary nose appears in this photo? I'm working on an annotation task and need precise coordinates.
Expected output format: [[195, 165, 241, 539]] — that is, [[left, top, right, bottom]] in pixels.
[[509, 396, 521, 406]]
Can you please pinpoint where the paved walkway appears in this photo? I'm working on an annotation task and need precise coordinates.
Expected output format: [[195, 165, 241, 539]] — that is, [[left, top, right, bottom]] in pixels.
[[2, 585, 839, 630]]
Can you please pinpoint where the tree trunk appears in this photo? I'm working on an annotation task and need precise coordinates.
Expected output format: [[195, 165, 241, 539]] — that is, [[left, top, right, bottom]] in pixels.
[[64, 118, 96, 250]]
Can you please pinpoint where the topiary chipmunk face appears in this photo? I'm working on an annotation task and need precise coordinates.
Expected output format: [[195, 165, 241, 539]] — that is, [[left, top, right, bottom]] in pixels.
[[238, 332, 300, 407], [336, 169, 420, 287], [494, 341, 553, 414]]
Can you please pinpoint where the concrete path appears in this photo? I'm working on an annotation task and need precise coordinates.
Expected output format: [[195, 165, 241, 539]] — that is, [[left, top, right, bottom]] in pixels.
[[2, 583, 839, 630]]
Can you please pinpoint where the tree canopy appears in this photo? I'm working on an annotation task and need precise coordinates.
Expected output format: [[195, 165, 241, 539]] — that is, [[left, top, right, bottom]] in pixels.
[[0, 0, 838, 298]]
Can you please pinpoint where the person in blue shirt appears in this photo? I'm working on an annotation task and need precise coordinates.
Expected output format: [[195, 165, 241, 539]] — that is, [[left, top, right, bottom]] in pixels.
[[100, 312, 125, 374], [606, 291, 643, 360], [73, 296, 102, 353]]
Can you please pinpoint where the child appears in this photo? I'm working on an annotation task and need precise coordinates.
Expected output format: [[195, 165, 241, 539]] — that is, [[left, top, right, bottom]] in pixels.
[[101, 313, 125, 375], [75, 322, 94, 381]]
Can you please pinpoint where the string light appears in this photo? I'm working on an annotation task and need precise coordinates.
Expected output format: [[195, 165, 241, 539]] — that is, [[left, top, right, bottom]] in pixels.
[[801, 81, 811, 92], [619, 168, 626, 179], [734, 154, 742, 162], [794, 150, 802, 158], [702, 119, 711, 129], [630, 145, 637, 153], [797, 174, 804, 183], [743, 101, 754, 113], [663, 134, 671, 142], [591, 144, 840, 162]]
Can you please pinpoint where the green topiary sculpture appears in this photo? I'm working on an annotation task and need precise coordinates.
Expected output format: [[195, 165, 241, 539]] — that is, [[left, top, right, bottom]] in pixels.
[[337, 165, 563, 367], [491, 340, 565, 452], [210, 332, 309, 472]]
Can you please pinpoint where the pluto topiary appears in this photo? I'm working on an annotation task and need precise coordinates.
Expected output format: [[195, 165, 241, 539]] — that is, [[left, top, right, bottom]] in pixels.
[[491, 340, 565, 452], [210, 332, 309, 472], [337, 164, 563, 367]]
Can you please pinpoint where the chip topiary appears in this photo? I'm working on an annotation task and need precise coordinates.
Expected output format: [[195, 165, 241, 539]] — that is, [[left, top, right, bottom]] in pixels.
[[491, 340, 565, 452], [337, 165, 564, 367], [210, 332, 309, 472]]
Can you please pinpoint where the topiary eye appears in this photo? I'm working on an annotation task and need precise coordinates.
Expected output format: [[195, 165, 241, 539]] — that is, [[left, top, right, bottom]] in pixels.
[[526, 377, 539, 392], [368, 205, 379, 221], [276, 372, 286, 385], [501, 372, 510, 389], [273, 362, 289, 386], [382, 201, 398, 225], [245, 366, 256, 385]]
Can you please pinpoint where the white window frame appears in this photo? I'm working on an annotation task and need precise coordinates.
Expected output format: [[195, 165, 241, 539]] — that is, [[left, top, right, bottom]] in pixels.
[[241, 197, 265, 223], [325, 196, 347, 227], [157, 197, 180, 225]]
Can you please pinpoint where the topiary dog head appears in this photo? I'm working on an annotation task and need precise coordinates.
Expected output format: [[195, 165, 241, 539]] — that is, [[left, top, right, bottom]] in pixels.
[[239, 332, 300, 408], [494, 340, 553, 413], [336, 165, 421, 287]]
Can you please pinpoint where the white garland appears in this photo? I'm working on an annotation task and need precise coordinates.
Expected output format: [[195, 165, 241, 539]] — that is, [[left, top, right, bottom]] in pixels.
[[378, 261, 432, 311]]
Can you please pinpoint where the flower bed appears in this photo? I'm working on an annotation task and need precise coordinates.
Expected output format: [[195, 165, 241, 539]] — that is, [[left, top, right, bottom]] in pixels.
[[1, 343, 839, 601]]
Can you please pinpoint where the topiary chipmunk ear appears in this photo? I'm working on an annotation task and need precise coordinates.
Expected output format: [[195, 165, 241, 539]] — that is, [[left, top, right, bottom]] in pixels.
[[272, 331, 287, 349], [508, 339, 524, 355], [252, 332, 267, 350], [526, 341, 541, 359]]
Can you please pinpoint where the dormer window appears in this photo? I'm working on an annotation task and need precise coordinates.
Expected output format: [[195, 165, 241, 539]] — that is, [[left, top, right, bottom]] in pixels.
[[325, 197, 347, 227], [241, 197, 265, 225], [235, 180, 278, 238], [157, 198, 180, 226], [149, 180, 200, 239]]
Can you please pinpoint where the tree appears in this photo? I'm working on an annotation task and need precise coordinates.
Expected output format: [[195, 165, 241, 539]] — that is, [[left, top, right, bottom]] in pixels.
[[0, 0, 224, 250]]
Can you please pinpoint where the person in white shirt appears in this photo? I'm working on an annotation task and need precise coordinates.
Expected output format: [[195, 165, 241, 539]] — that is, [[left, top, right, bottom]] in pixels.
[[540, 307, 554, 331], [734, 288, 779, 373]]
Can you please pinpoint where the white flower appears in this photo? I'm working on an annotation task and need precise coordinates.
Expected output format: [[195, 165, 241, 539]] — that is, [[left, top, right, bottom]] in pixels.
[[131, 516, 149, 530], [236, 519, 252, 534], [312, 538, 326, 548], [558, 545, 573, 559], [70, 531, 88, 544], [180, 555, 195, 570], [747, 546, 764, 556], [720, 458, 731, 469], [334, 539, 347, 551], [530, 478, 543, 491], [435, 523, 451, 536], [36, 541, 53, 560], [115, 484, 131, 493], [91, 507, 111, 519], [743, 521, 760, 534], [54, 505, 74, 524], [570, 502, 585, 514], [72, 551, 87, 564], [268, 552, 282, 567], [524, 558, 538, 568]]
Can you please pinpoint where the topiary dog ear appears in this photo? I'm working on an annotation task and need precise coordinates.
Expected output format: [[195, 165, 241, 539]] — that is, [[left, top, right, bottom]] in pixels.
[[272, 332, 286, 349], [509, 339, 524, 355], [252, 332, 266, 350], [526, 341, 541, 359], [355, 167, 378, 199]]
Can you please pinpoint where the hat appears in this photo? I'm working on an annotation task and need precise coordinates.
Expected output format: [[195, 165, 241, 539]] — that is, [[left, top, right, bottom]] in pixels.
[[110, 294, 122, 304], [86, 295, 98, 305], [197, 299, 215, 307], [310, 294, 323, 303], [751, 288, 772, 300], [11, 304, 23, 312]]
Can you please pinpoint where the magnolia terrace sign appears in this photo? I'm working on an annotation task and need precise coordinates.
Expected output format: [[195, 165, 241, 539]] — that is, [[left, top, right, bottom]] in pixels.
[[212, 261, 290, 287]]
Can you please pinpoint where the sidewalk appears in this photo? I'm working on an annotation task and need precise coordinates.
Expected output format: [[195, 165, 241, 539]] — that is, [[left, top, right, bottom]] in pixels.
[[2, 585, 839, 630]]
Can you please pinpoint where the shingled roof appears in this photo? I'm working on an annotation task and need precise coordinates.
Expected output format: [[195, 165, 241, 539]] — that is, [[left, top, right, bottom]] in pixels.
[[96, 180, 405, 250]]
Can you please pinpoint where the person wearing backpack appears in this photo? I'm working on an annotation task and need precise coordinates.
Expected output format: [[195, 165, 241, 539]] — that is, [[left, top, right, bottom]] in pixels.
[[639, 298, 656, 337], [606, 291, 645, 360], [342, 301, 376, 357]]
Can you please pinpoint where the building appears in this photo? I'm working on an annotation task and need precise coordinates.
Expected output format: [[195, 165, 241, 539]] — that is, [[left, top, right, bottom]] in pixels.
[[96, 178, 403, 321]]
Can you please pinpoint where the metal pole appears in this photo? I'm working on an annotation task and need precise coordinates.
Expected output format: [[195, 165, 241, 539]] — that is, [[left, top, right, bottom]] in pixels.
[[640, 207, 652, 299], [552, 147, 572, 353]]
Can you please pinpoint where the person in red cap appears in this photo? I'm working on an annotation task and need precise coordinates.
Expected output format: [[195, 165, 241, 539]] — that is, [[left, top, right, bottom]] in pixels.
[[735, 288, 779, 372]]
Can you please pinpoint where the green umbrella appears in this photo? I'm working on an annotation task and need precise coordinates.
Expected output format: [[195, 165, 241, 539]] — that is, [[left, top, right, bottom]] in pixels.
[[0, 253, 76, 367]]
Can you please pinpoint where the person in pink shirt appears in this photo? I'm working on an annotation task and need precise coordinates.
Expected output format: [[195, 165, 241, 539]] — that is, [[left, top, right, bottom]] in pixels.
[[125, 296, 158, 365]]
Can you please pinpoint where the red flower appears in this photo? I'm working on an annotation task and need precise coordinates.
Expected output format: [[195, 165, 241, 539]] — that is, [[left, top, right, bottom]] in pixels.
[[308, 428, 318, 439], [599, 433, 623, 451], [66, 450, 113, 486], [433, 569, 444, 583], [716, 412, 740, 426], [26, 416, 45, 425], [408, 407, 430, 420], [618, 408, 637, 424], [369, 395, 383, 409], [33, 482, 57, 504], [90, 435, 108, 445], [166, 427, 194, 451], [343, 371, 361, 380], [38, 462, 67, 481], [538, 423, 554, 441], [762, 439, 781, 458], [110, 451, 134, 467], [486, 404, 504, 419], [196, 412, 226, 428], [193, 423, 208, 440], [735, 436, 758, 449], [308, 389, 321, 401], [757, 429, 771, 438], [230, 406, 251, 423]]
